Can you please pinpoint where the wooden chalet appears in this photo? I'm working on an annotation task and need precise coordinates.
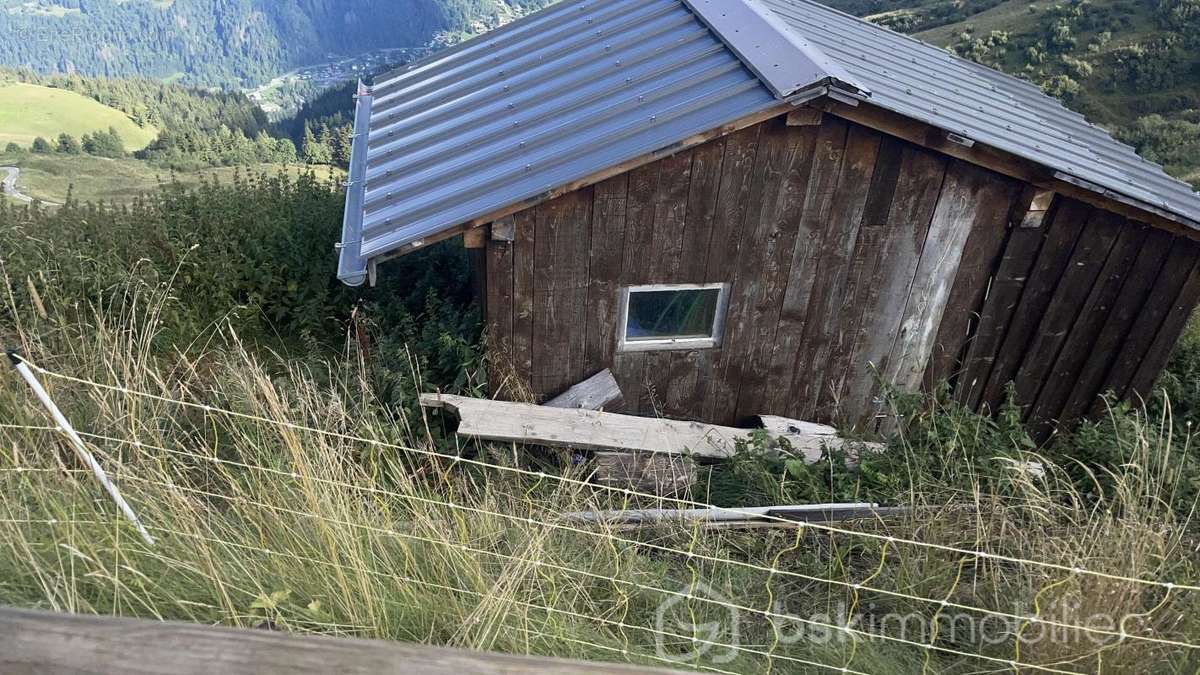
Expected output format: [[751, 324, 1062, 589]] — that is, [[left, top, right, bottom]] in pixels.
[[337, 0, 1200, 435]]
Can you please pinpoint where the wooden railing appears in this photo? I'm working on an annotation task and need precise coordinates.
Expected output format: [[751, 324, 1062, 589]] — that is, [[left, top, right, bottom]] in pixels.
[[0, 607, 687, 675]]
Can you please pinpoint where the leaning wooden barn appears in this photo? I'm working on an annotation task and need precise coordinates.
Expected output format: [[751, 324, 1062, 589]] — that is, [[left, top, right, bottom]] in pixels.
[[337, 0, 1200, 437]]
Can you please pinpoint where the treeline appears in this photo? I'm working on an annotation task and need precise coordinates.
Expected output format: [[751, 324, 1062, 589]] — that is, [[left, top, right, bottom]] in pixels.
[[7, 128, 127, 159], [1, 67, 289, 167], [0, 0, 549, 87], [277, 80, 358, 169]]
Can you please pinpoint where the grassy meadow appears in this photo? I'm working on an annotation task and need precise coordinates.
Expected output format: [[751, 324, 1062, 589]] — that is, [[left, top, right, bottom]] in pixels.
[[0, 151, 343, 204], [0, 175, 1199, 672], [0, 83, 158, 150]]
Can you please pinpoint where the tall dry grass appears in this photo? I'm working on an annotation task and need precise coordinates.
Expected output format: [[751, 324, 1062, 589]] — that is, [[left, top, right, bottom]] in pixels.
[[1, 270, 1199, 673]]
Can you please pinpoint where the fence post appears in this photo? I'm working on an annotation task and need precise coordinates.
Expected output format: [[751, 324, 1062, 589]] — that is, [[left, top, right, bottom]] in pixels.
[[6, 349, 155, 545]]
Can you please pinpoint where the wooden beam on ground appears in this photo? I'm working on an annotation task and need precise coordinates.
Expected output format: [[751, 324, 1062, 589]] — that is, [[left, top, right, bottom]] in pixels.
[[755, 415, 882, 463], [422, 394, 876, 461], [424, 393, 742, 458], [544, 369, 623, 410], [756, 415, 838, 437], [0, 607, 686, 675], [542, 370, 692, 495], [590, 452, 696, 496]]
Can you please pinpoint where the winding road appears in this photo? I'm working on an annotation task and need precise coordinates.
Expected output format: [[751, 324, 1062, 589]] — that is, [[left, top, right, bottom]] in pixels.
[[1, 166, 34, 203], [0, 166, 56, 205]]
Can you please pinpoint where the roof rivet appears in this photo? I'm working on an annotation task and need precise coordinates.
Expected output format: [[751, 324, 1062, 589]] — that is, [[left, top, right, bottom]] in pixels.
[[650, 115, 657, 121], [638, 95, 645, 102], [525, 164, 533, 172]]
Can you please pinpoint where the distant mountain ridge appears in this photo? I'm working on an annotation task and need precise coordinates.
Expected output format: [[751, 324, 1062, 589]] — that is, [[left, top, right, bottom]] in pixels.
[[0, 0, 550, 87]]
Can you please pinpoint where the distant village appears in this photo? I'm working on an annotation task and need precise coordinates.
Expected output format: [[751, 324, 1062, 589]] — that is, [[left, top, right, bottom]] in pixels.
[[246, 47, 430, 117]]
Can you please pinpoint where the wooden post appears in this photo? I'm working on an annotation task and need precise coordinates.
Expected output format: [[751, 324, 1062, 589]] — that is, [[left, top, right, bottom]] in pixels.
[[6, 350, 154, 546]]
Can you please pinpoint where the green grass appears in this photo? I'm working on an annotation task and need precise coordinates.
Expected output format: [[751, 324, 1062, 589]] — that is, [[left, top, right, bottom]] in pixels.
[[0, 152, 344, 204], [2, 281, 1197, 673], [0, 83, 159, 150], [914, 0, 1048, 45]]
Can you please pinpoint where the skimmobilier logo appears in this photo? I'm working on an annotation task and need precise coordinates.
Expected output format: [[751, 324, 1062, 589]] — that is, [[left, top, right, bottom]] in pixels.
[[654, 581, 740, 665]]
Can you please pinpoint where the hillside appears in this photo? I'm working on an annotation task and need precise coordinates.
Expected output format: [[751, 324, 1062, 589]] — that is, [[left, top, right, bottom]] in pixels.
[[0, 0, 552, 87], [823, 0, 1200, 185], [0, 150, 344, 204], [0, 82, 158, 150]]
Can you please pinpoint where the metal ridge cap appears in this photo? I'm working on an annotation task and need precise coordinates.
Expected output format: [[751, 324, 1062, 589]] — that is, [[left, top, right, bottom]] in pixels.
[[680, 0, 870, 100], [337, 81, 374, 287]]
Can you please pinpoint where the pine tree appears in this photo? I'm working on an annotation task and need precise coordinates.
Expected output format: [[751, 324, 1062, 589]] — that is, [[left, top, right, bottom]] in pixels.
[[301, 125, 332, 165], [56, 133, 82, 154], [31, 137, 52, 153]]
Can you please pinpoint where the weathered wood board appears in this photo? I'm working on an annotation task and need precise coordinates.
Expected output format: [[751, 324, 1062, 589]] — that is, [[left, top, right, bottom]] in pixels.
[[545, 369, 623, 411], [0, 607, 683, 675], [422, 394, 873, 461]]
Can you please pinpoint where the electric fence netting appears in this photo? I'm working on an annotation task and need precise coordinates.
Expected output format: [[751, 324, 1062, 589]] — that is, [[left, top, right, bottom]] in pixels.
[[2, 353, 1199, 674]]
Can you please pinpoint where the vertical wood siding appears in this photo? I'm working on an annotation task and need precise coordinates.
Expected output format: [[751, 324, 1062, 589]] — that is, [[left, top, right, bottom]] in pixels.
[[484, 113, 1200, 429]]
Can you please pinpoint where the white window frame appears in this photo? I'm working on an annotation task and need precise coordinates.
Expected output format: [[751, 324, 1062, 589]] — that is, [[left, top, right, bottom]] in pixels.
[[617, 283, 731, 353]]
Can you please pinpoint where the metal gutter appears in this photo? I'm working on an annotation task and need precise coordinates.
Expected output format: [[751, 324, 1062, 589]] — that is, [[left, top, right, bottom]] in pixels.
[[337, 81, 374, 287]]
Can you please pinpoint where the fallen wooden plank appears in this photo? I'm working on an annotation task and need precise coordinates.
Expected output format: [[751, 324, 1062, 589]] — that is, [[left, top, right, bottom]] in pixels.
[[755, 414, 882, 463], [422, 394, 877, 461], [544, 369, 623, 411], [543, 371, 691, 495], [424, 393, 742, 458], [0, 607, 685, 675], [755, 415, 837, 437]]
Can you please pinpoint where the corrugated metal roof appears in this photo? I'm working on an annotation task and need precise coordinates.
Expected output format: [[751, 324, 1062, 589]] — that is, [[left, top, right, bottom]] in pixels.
[[760, 0, 1200, 226], [339, 0, 1200, 285], [337, 0, 785, 285]]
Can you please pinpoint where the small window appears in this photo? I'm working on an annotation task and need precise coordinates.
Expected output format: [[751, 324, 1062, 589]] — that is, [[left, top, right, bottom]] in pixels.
[[618, 283, 729, 352]]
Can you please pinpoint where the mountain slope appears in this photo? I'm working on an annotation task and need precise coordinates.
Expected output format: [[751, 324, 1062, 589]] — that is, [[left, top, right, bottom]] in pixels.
[[0, 0, 551, 87], [0, 82, 158, 149], [824, 0, 1200, 185]]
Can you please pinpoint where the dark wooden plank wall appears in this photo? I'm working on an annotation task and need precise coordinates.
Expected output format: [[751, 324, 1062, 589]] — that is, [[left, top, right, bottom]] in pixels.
[[937, 194, 1200, 439], [485, 113, 1200, 429]]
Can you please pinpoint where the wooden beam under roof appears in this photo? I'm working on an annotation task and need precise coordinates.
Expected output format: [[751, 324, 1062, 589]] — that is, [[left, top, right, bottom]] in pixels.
[[822, 99, 1200, 240]]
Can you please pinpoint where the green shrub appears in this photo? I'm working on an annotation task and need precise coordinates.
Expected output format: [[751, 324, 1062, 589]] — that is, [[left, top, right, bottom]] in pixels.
[[0, 169, 483, 416]]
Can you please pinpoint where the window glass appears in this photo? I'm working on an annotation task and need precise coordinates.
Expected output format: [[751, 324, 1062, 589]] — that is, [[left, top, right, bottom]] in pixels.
[[625, 287, 721, 341]]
